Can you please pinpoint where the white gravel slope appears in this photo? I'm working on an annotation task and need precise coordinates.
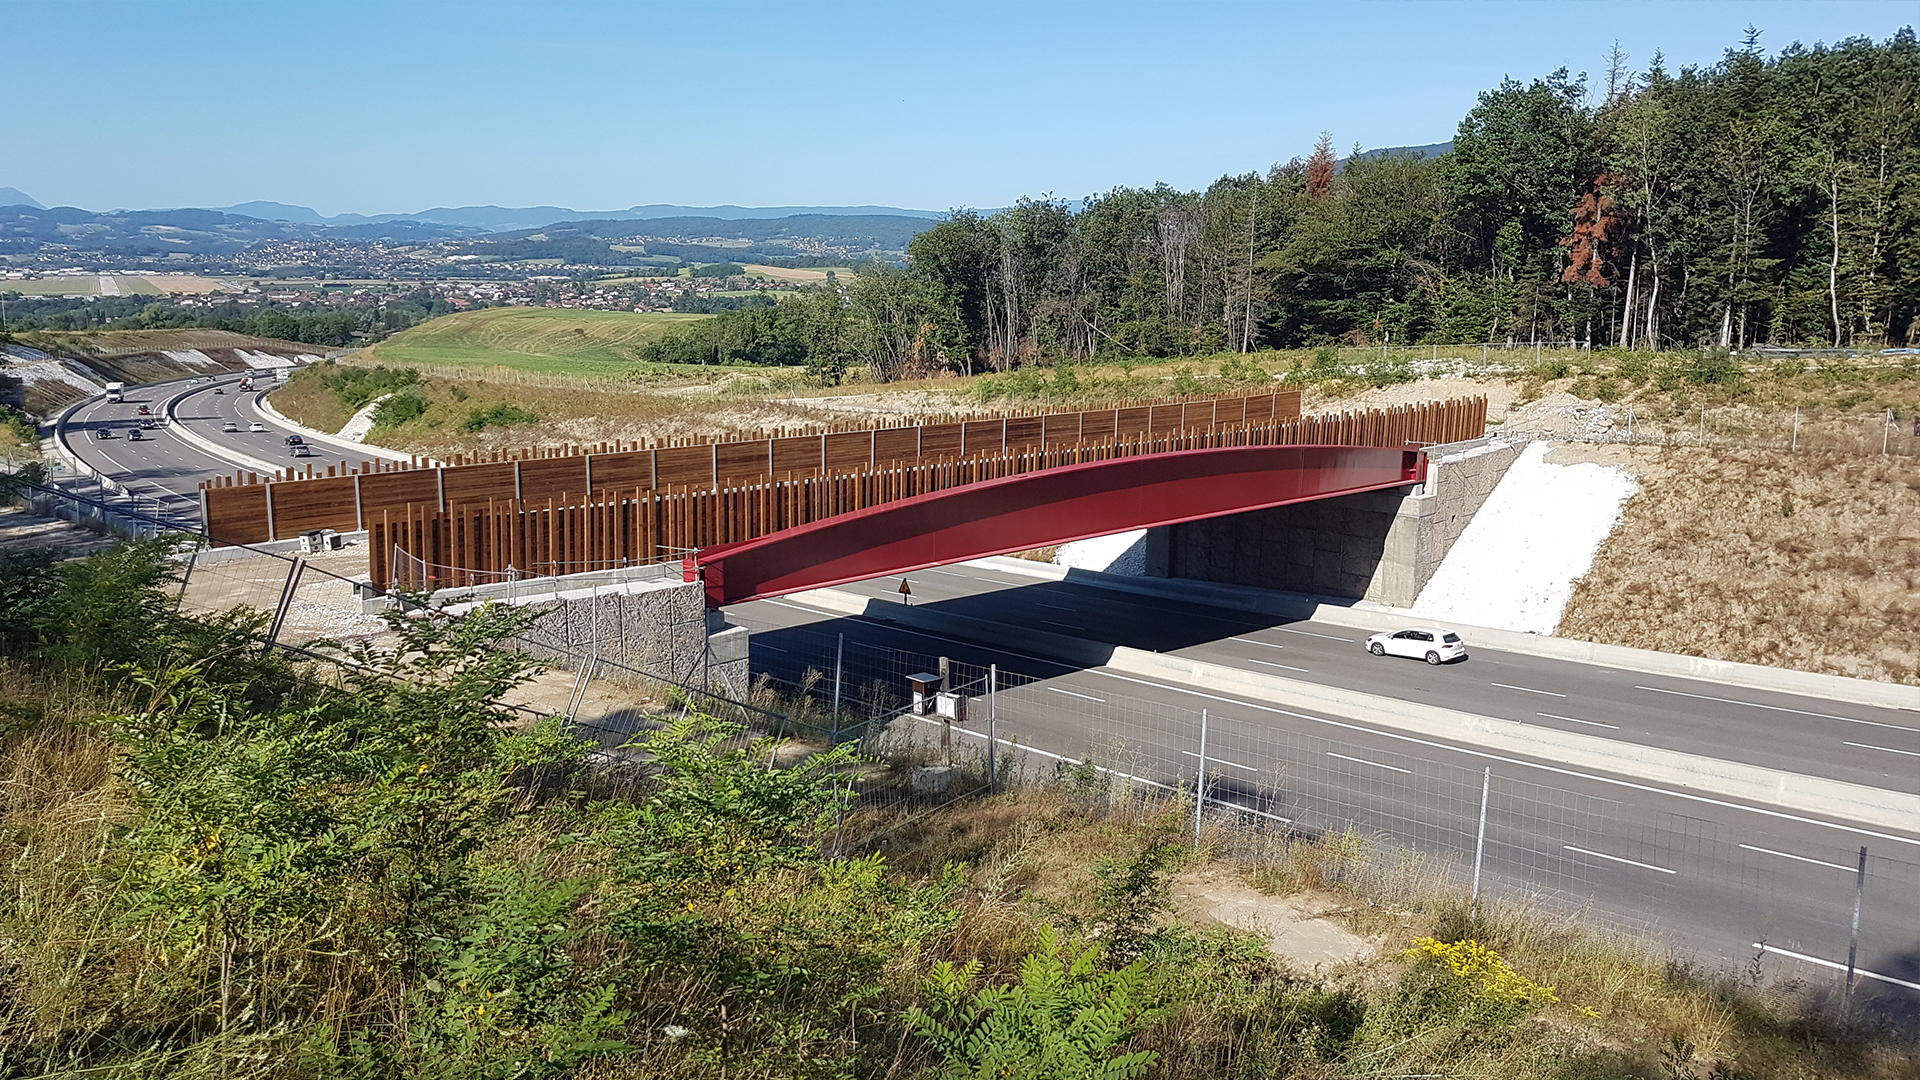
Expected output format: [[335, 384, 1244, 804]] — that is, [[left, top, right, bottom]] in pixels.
[[1410, 441, 1639, 635]]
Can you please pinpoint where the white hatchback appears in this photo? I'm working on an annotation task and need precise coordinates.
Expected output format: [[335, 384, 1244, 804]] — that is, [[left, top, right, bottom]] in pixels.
[[1366, 627, 1467, 665]]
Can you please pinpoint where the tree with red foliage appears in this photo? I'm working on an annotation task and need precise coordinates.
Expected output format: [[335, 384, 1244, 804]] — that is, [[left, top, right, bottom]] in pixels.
[[1304, 132, 1337, 199], [1561, 172, 1630, 287]]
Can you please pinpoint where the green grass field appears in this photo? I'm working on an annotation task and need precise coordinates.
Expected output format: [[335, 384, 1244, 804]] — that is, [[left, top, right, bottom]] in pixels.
[[356, 307, 714, 374]]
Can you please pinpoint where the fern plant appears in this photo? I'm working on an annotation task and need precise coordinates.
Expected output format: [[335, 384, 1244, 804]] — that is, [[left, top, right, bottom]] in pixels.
[[906, 927, 1157, 1080]]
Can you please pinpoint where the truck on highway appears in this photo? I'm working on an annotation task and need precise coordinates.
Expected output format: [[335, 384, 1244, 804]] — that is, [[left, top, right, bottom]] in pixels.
[[103, 382, 125, 403], [238, 377, 254, 391]]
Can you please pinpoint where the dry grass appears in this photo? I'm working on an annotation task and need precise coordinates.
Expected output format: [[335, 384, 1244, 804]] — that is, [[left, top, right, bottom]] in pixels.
[[1558, 445, 1920, 683]]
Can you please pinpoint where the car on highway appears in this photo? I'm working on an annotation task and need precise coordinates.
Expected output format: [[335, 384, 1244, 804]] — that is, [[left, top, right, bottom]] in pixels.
[[1365, 626, 1467, 665], [139, 418, 155, 429], [248, 421, 266, 433], [136, 405, 150, 416], [127, 429, 144, 441], [93, 428, 113, 440], [222, 421, 239, 432], [291, 443, 314, 457], [283, 434, 305, 446]]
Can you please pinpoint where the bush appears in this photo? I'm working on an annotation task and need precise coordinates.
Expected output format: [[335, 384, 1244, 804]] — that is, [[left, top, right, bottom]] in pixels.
[[372, 390, 428, 427], [907, 928, 1158, 1080], [318, 362, 420, 411], [463, 404, 540, 432], [1686, 348, 1741, 386], [1395, 937, 1560, 1029]]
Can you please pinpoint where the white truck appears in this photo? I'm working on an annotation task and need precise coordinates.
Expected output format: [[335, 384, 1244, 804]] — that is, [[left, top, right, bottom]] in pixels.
[[103, 381, 125, 403]]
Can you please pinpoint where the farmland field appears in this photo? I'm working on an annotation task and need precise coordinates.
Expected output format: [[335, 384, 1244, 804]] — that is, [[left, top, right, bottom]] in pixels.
[[354, 307, 714, 374], [3, 277, 100, 296]]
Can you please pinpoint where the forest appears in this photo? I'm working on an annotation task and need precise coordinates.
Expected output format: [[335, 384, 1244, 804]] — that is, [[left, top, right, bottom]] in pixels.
[[829, 30, 1916, 375]]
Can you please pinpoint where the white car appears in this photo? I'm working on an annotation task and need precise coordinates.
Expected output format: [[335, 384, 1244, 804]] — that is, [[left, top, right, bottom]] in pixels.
[[222, 421, 239, 432], [248, 421, 266, 433], [1365, 626, 1467, 665]]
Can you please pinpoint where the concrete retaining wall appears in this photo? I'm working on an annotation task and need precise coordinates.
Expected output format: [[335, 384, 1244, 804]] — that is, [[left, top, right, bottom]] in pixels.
[[1149, 438, 1524, 606]]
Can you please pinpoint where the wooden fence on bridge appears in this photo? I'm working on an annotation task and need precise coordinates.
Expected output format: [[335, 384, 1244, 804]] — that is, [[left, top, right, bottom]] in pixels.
[[368, 396, 1487, 590], [200, 389, 1304, 546]]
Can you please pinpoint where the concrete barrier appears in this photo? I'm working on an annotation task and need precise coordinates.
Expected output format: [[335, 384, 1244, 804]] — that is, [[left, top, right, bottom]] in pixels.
[[255, 391, 417, 463], [960, 557, 1920, 714], [783, 585, 1920, 835]]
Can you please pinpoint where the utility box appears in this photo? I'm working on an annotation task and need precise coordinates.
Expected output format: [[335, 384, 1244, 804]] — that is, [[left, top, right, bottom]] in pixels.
[[908, 672, 941, 715], [935, 691, 967, 723]]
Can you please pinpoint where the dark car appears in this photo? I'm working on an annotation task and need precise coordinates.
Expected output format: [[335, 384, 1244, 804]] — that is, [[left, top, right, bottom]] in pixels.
[[93, 428, 113, 440], [127, 429, 144, 441], [213, 387, 225, 395], [284, 434, 305, 446]]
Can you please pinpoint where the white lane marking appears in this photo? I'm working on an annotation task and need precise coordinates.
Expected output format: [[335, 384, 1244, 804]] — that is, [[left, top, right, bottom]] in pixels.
[[1039, 620, 1082, 631], [741, 604, 1918, 850], [1637, 685, 1920, 733], [1247, 658, 1312, 673], [1752, 944, 1920, 992], [1492, 681, 1566, 698], [761, 599, 840, 617], [1035, 603, 1076, 611], [1182, 749, 1259, 772], [1845, 741, 1920, 758], [1230, 637, 1285, 649], [1327, 752, 1411, 774], [1085, 669, 1920, 848], [1738, 843, 1858, 873], [1048, 687, 1105, 703], [928, 569, 996, 583], [1564, 845, 1676, 875], [1271, 626, 1353, 642], [989, 735, 1293, 824], [1538, 712, 1619, 730]]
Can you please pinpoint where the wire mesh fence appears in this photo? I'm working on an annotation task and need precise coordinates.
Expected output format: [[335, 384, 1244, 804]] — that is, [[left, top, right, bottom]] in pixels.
[[725, 613, 1920, 1021]]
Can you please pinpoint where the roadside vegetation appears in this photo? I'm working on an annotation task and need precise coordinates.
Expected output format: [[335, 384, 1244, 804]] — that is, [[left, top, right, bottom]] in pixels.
[[0, 538, 1910, 1078]]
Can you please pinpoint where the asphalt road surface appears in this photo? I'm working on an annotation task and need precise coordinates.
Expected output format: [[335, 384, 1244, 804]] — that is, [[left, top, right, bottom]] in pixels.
[[731, 563, 1920, 1021], [56, 373, 369, 526]]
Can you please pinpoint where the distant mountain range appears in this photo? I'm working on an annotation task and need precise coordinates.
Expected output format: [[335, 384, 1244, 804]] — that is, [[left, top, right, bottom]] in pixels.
[[216, 202, 946, 231], [0, 189, 942, 234]]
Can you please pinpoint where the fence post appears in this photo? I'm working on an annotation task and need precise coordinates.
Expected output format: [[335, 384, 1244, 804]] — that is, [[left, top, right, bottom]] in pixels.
[[1194, 709, 1208, 844], [1843, 845, 1867, 1024], [987, 663, 997, 793], [1792, 407, 1799, 451], [1471, 766, 1491, 907], [831, 633, 844, 745], [1884, 409, 1891, 455]]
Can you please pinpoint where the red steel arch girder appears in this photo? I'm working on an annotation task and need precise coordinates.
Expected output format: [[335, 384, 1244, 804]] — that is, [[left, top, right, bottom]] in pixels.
[[687, 443, 1425, 608]]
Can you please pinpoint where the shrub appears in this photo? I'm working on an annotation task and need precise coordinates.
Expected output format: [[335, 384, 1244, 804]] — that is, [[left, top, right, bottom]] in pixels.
[[1396, 936, 1560, 1029], [463, 404, 540, 432], [907, 927, 1158, 1080], [372, 390, 428, 427]]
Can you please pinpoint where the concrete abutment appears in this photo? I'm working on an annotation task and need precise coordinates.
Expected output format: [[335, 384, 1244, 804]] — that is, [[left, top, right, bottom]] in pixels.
[[1146, 438, 1524, 607]]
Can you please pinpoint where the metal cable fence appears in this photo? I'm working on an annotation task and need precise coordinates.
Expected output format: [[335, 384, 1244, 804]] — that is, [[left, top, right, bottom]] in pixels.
[[729, 614, 1920, 1023]]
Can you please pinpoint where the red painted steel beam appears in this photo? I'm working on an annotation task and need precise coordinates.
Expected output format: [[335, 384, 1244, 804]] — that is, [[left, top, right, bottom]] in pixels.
[[688, 444, 1425, 608]]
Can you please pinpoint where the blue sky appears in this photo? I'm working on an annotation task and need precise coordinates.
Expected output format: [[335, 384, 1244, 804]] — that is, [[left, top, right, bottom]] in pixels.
[[6, 1, 1911, 216]]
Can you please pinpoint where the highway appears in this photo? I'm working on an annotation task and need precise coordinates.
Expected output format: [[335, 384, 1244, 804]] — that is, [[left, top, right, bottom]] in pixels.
[[55, 370, 388, 528], [730, 562, 1920, 1019]]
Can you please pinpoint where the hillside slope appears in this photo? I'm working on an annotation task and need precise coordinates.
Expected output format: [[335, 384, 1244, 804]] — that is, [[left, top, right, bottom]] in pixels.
[[354, 308, 712, 373]]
